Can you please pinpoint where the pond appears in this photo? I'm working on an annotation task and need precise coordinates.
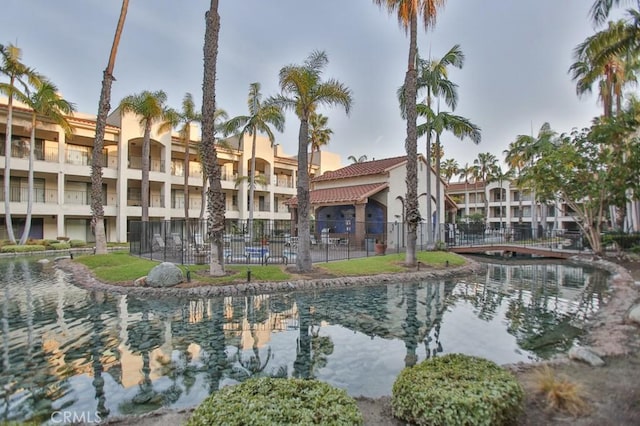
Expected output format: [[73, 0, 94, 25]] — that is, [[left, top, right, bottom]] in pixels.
[[0, 256, 608, 423]]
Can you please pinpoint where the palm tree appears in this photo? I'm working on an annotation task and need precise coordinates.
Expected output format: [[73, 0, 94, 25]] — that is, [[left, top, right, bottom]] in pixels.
[[590, 0, 638, 26], [487, 165, 513, 230], [20, 81, 75, 244], [457, 162, 476, 218], [159, 93, 202, 219], [198, 107, 228, 220], [473, 152, 498, 225], [0, 43, 43, 244], [270, 50, 352, 273], [374, 0, 447, 266], [201, 0, 225, 276], [307, 112, 333, 175], [222, 82, 284, 239], [399, 44, 462, 248], [440, 158, 458, 184], [503, 139, 528, 224], [418, 105, 481, 240], [570, 20, 638, 118], [347, 154, 368, 163], [91, 0, 129, 255], [118, 90, 171, 222]]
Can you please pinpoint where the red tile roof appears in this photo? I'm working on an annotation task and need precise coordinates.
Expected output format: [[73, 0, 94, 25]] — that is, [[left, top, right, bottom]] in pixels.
[[312, 156, 407, 182], [286, 183, 389, 206]]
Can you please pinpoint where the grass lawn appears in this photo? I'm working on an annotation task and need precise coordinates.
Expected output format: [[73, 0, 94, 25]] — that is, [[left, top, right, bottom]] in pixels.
[[75, 250, 467, 285], [317, 251, 465, 276]]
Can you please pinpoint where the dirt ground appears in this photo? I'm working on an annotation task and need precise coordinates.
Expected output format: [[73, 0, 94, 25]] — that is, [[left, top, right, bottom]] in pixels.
[[105, 257, 640, 426]]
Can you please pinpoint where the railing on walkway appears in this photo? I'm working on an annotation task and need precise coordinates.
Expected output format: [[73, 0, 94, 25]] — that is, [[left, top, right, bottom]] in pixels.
[[443, 225, 585, 252]]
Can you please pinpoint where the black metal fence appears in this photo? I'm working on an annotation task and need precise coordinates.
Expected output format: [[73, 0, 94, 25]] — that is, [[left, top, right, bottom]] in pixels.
[[130, 219, 399, 265], [129, 219, 639, 265]]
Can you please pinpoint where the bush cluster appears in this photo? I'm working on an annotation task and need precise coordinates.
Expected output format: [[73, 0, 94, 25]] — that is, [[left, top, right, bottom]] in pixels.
[[187, 377, 363, 426], [0, 237, 87, 251], [392, 353, 523, 426], [69, 239, 87, 248], [49, 242, 71, 250], [0, 245, 46, 253]]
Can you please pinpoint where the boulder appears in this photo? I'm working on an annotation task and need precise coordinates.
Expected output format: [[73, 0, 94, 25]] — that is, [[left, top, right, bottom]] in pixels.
[[627, 303, 640, 326], [568, 345, 605, 367], [146, 262, 183, 288]]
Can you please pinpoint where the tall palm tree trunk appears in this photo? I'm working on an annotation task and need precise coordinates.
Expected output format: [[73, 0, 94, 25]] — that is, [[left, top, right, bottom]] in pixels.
[[19, 114, 37, 244], [183, 128, 190, 219], [425, 128, 433, 246], [202, 0, 225, 276], [92, 0, 129, 254], [296, 118, 312, 272], [434, 136, 442, 242], [4, 79, 16, 244], [403, 13, 419, 268], [141, 125, 151, 222], [248, 132, 257, 240]]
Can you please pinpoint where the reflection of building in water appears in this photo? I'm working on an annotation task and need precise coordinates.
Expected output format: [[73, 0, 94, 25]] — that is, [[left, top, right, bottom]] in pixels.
[[221, 295, 298, 350], [459, 262, 606, 320]]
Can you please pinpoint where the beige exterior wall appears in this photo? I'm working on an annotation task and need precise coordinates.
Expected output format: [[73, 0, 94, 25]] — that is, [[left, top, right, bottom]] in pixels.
[[448, 179, 577, 231], [0, 99, 341, 243]]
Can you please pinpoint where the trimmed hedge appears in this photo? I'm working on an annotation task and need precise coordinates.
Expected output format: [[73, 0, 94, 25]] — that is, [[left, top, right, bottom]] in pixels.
[[0, 245, 46, 253], [69, 239, 87, 248], [392, 354, 523, 426], [187, 378, 363, 426], [49, 242, 71, 250]]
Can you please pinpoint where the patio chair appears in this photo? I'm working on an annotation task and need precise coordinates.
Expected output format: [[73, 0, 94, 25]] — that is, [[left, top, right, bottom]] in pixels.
[[152, 234, 165, 251], [170, 233, 184, 253], [193, 233, 206, 251], [225, 241, 249, 263], [266, 241, 288, 264]]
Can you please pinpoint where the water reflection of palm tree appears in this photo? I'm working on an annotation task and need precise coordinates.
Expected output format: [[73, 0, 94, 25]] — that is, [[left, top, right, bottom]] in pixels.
[[403, 283, 421, 367], [201, 299, 229, 393], [293, 296, 312, 379], [231, 296, 284, 381], [88, 290, 109, 419], [310, 325, 334, 376], [121, 301, 165, 414]]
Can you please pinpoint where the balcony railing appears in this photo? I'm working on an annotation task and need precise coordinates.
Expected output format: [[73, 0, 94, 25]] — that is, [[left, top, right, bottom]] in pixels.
[[0, 188, 58, 203], [275, 176, 294, 188], [65, 148, 109, 167], [221, 172, 238, 181], [171, 198, 203, 209], [64, 190, 90, 205], [129, 156, 165, 173]]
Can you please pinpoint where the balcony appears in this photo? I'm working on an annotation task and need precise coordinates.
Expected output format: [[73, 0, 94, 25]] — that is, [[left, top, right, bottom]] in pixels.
[[129, 156, 165, 173], [275, 175, 294, 188], [0, 188, 58, 203], [65, 148, 109, 167], [221, 172, 238, 182]]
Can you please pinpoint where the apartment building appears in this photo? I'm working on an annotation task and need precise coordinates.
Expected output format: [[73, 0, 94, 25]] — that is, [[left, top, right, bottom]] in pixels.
[[447, 179, 579, 231], [0, 99, 341, 243]]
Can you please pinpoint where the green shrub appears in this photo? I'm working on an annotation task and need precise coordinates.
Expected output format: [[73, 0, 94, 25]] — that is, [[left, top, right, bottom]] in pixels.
[[187, 378, 363, 426], [49, 242, 71, 250], [56, 236, 70, 241], [0, 245, 46, 253], [392, 354, 523, 426], [69, 239, 87, 248]]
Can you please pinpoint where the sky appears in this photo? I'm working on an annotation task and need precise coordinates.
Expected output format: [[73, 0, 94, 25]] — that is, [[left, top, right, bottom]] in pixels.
[[1, 0, 618, 172]]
